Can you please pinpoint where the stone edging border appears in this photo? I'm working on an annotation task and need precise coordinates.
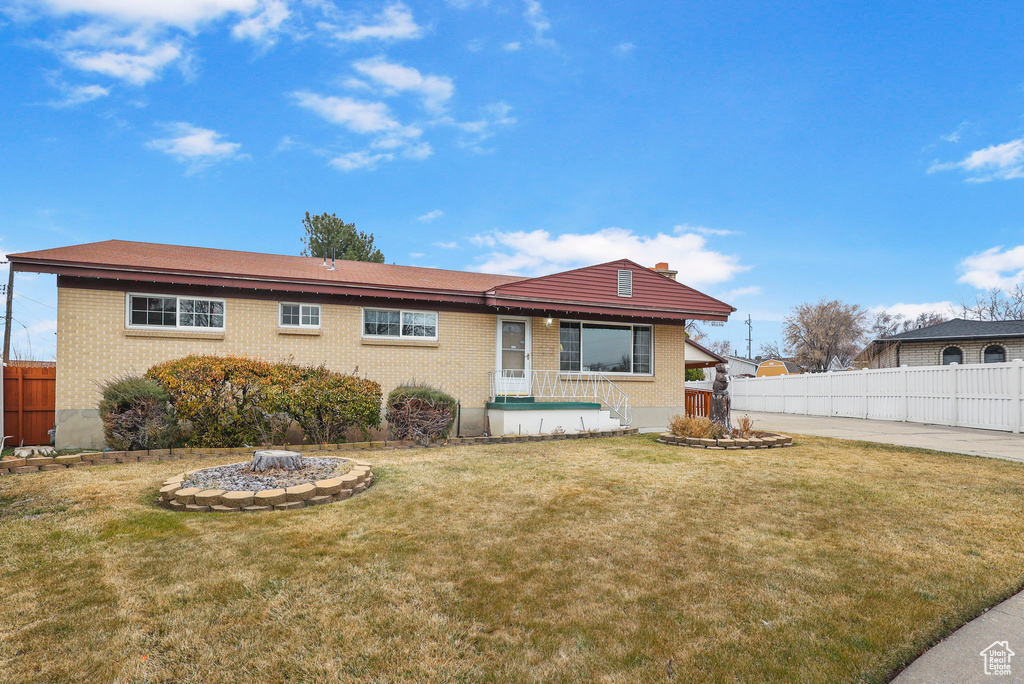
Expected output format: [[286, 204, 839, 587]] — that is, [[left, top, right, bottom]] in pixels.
[[0, 427, 642, 477], [656, 432, 794, 449], [157, 457, 374, 513]]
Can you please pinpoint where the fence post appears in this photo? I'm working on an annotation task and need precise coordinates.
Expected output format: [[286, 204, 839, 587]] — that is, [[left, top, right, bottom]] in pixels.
[[949, 363, 958, 428], [804, 375, 810, 415], [900, 365, 908, 422], [862, 369, 869, 419], [1013, 359, 1022, 435], [828, 372, 834, 417]]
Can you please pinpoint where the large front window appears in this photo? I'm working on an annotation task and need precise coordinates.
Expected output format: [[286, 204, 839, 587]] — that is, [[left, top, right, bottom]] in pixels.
[[363, 308, 438, 340], [127, 294, 224, 330], [559, 321, 652, 374]]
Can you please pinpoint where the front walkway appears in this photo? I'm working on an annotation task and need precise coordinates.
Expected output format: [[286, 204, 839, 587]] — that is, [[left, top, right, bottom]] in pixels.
[[890, 591, 1024, 683], [739, 412, 1024, 462]]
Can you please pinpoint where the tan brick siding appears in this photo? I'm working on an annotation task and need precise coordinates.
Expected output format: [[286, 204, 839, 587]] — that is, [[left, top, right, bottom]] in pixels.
[[56, 287, 689, 437]]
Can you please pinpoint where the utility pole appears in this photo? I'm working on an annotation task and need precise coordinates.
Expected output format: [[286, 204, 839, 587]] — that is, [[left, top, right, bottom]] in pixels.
[[745, 314, 753, 359], [2, 267, 12, 363]]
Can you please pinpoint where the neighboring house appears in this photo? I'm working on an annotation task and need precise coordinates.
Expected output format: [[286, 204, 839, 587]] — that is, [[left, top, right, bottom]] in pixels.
[[702, 354, 757, 380], [756, 358, 802, 377], [856, 318, 1024, 368], [8, 240, 735, 448], [686, 339, 728, 374]]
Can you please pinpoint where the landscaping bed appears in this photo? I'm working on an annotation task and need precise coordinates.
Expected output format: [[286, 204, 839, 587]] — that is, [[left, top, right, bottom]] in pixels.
[[157, 457, 373, 513], [657, 431, 794, 448]]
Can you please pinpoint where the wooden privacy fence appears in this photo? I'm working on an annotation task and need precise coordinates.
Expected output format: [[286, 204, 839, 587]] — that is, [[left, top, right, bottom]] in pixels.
[[685, 387, 711, 418], [3, 363, 57, 447], [727, 360, 1024, 434]]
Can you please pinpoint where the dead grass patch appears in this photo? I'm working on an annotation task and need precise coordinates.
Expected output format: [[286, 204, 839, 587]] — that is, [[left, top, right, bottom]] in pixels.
[[1, 435, 1024, 683]]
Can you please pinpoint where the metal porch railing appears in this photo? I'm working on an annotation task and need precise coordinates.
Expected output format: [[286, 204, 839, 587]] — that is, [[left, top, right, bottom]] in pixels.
[[488, 369, 632, 425]]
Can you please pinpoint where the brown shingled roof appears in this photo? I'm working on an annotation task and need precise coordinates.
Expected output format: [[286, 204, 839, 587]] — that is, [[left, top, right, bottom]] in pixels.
[[9, 239, 525, 293]]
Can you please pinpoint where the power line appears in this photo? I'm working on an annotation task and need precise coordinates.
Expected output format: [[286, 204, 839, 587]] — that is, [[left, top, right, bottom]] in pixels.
[[12, 291, 57, 310]]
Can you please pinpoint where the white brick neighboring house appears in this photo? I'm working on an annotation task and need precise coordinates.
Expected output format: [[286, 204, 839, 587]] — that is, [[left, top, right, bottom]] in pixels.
[[857, 318, 1024, 368]]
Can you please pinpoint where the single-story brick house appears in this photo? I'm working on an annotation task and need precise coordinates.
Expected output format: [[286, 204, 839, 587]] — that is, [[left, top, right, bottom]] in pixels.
[[856, 318, 1024, 368], [8, 240, 733, 448]]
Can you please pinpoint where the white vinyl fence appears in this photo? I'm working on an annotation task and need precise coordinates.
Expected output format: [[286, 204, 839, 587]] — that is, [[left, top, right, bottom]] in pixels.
[[715, 361, 1024, 434]]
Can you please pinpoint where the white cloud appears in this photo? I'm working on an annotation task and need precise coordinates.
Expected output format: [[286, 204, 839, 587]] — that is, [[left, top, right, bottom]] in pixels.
[[502, 41, 521, 51], [680, 223, 736, 237], [940, 121, 968, 143], [434, 241, 459, 249], [523, 0, 553, 46], [352, 56, 454, 112], [958, 245, 1024, 290], [62, 40, 184, 84], [232, 0, 290, 44], [29, 0, 290, 90], [441, 101, 516, 151], [36, 0, 260, 29], [292, 91, 417, 136], [327, 2, 422, 42], [48, 82, 110, 106], [466, 38, 484, 52], [722, 286, 762, 299], [869, 301, 955, 319], [418, 209, 444, 222], [468, 225, 747, 285], [614, 41, 634, 55], [929, 138, 1024, 182], [146, 122, 245, 169], [329, 150, 393, 171], [409, 252, 425, 258]]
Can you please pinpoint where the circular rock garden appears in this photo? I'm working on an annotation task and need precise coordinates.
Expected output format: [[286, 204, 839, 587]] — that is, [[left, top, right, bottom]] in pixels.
[[157, 450, 375, 513], [657, 432, 794, 449]]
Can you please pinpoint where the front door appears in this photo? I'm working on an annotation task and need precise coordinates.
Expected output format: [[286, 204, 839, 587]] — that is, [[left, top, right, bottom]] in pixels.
[[496, 317, 531, 396]]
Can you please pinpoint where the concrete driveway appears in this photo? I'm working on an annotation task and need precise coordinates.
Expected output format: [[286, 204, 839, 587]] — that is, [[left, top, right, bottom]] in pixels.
[[739, 412, 1024, 462]]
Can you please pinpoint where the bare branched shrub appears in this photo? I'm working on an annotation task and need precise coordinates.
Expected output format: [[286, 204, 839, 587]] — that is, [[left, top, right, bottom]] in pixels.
[[386, 383, 457, 444], [669, 415, 725, 439], [735, 414, 755, 439]]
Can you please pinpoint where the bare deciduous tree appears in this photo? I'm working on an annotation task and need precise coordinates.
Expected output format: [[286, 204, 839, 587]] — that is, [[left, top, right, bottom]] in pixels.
[[781, 299, 869, 371], [705, 339, 733, 357], [870, 310, 948, 339], [758, 342, 783, 359], [957, 287, 1024, 321]]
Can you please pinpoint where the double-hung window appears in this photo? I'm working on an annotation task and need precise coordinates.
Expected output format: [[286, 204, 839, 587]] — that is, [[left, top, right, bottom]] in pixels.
[[127, 294, 225, 330], [559, 321, 652, 374], [363, 308, 438, 340], [280, 303, 321, 328]]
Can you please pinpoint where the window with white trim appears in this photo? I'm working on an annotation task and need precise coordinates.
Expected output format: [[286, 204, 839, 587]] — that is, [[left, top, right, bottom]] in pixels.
[[363, 308, 437, 340], [127, 294, 225, 330], [559, 321, 652, 374], [280, 303, 321, 328]]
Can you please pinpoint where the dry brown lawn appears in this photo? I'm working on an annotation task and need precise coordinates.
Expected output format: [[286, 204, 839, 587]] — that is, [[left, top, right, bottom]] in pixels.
[[2, 434, 1024, 683]]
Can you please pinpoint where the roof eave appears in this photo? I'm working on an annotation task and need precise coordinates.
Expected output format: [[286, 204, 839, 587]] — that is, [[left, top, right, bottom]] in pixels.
[[11, 259, 493, 304]]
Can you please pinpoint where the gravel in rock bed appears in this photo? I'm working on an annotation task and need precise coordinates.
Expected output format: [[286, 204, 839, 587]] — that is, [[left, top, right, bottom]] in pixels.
[[183, 458, 352, 492]]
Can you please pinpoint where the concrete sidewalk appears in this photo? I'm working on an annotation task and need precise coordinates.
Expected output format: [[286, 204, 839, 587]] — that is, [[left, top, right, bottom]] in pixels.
[[891, 591, 1024, 683], [739, 412, 1024, 462]]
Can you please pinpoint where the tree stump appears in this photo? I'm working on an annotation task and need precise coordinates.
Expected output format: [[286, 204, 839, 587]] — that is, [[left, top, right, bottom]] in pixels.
[[250, 450, 304, 472], [709, 362, 732, 434]]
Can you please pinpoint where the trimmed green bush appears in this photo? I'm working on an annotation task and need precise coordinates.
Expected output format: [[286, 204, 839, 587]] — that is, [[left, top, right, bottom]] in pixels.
[[144, 355, 382, 448], [98, 375, 177, 450], [386, 383, 457, 444], [285, 365, 382, 444]]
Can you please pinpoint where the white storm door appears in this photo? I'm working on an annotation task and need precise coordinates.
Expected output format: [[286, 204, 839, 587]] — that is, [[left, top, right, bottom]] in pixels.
[[496, 317, 532, 396]]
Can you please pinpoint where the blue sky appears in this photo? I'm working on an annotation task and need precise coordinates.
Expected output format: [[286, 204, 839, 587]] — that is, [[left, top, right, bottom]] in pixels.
[[3, 0, 1024, 361]]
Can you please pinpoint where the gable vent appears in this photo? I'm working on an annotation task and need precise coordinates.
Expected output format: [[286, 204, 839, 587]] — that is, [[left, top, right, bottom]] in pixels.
[[617, 269, 633, 297]]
